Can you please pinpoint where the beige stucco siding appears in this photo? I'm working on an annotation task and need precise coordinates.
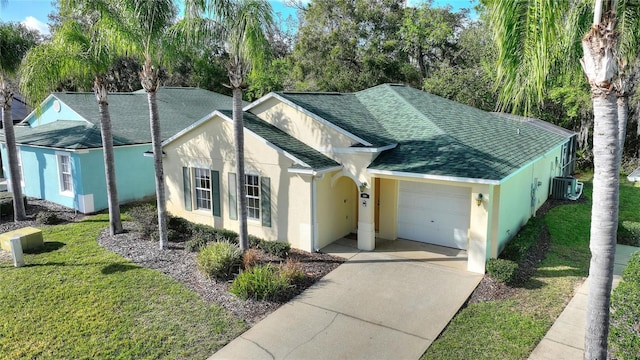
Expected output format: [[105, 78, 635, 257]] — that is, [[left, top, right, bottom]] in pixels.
[[164, 115, 313, 251], [494, 142, 565, 254], [250, 98, 358, 151]]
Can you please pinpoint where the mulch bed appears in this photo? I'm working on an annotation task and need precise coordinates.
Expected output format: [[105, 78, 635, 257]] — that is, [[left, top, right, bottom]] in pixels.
[[97, 223, 345, 325]]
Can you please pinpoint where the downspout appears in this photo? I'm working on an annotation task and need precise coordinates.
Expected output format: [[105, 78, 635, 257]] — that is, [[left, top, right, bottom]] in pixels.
[[311, 175, 318, 252]]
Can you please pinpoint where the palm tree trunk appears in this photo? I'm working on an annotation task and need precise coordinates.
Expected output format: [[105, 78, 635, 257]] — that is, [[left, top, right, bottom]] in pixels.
[[585, 92, 619, 360], [147, 90, 167, 249], [95, 78, 123, 236], [140, 58, 167, 250], [0, 81, 26, 221], [581, 11, 619, 359], [617, 95, 627, 162], [232, 87, 248, 250]]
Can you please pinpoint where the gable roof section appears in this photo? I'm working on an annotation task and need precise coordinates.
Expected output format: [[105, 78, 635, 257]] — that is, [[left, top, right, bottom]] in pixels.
[[268, 84, 570, 181], [361, 85, 568, 180], [217, 110, 340, 171], [8, 88, 234, 149], [274, 92, 394, 148]]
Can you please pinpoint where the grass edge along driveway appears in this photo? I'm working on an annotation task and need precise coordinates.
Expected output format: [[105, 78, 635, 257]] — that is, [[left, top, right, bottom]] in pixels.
[[423, 177, 640, 359], [0, 213, 246, 360]]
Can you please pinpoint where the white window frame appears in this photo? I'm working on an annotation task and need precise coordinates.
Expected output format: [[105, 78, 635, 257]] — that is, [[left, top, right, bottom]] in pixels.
[[194, 168, 212, 211], [56, 151, 73, 196], [245, 174, 260, 220], [17, 147, 24, 187]]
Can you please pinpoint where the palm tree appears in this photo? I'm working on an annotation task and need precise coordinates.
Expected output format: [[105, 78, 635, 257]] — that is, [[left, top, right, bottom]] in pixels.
[[483, 0, 639, 357], [0, 23, 37, 221], [184, 0, 273, 251], [127, 0, 177, 250], [68, 0, 178, 249], [20, 20, 123, 235]]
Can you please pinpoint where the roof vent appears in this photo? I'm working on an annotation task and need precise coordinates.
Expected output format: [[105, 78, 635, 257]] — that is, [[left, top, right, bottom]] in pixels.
[[517, 128, 521, 135]]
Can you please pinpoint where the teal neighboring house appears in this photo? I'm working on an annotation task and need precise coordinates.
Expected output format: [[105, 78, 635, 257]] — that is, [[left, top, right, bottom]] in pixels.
[[0, 87, 232, 213]]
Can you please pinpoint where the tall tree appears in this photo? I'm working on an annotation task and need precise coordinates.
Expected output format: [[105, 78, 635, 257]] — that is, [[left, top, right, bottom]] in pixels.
[[400, 0, 467, 81], [290, 0, 418, 92], [20, 19, 123, 235], [184, 0, 273, 251], [71, 0, 178, 249], [0, 22, 39, 221], [483, 0, 640, 357]]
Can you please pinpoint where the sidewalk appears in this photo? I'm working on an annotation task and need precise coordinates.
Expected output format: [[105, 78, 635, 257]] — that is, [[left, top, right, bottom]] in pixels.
[[529, 244, 639, 360]]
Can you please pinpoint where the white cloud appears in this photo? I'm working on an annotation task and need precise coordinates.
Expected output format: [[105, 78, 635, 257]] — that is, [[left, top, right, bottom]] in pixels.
[[21, 16, 49, 36]]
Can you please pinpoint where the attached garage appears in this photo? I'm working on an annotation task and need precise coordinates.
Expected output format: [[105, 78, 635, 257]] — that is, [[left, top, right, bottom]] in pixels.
[[397, 181, 471, 250]]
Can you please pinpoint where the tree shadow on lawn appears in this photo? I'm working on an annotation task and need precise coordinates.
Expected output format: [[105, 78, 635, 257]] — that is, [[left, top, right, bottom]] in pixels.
[[101, 263, 140, 274], [24, 241, 65, 254]]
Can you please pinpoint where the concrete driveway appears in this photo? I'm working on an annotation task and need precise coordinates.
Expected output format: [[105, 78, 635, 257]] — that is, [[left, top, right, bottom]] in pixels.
[[209, 239, 482, 360]]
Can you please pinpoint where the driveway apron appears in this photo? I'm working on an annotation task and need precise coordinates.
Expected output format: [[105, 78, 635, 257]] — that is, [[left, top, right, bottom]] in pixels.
[[209, 243, 482, 360]]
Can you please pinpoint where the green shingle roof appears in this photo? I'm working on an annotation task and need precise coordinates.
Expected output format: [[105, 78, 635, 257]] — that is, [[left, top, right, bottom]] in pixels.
[[276, 84, 572, 181], [276, 92, 394, 147], [218, 110, 339, 171], [11, 121, 130, 148], [11, 87, 235, 149]]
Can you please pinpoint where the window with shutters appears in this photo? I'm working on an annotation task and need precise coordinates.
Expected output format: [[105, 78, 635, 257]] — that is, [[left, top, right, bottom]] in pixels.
[[194, 168, 212, 210], [245, 174, 260, 220]]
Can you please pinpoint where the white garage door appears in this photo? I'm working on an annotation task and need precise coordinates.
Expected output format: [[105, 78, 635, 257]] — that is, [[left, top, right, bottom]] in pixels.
[[398, 182, 470, 250]]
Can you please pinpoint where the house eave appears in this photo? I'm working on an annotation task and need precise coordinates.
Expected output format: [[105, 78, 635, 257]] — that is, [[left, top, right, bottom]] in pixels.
[[367, 168, 501, 185], [288, 165, 343, 176]]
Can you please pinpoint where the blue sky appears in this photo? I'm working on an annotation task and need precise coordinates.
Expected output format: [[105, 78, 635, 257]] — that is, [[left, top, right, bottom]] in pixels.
[[0, 0, 477, 36]]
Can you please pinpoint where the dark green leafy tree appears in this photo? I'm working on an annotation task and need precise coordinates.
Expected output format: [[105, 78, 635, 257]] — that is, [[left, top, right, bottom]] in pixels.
[[291, 0, 419, 92], [400, 0, 468, 81]]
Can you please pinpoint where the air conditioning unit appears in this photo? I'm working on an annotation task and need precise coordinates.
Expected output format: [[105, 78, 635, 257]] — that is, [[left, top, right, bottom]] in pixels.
[[551, 176, 584, 200]]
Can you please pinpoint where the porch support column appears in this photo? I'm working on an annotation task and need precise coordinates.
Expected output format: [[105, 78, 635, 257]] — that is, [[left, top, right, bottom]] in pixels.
[[357, 176, 375, 251]]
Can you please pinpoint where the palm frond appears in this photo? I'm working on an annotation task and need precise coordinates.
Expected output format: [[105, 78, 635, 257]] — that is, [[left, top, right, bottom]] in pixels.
[[485, 0, 570, 114]]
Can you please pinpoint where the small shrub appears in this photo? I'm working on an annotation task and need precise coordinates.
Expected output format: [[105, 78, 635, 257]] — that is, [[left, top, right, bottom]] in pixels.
[[167, 229, 183, 243], [258, 240, 291, 258], [242, 248, 261, 270], [196, 241, 242, 279], [36, 211, 60, 225], [280, 259, 305, 283], [622, 252, 640, 284], [186, 231, 216, 252], [190, 224, 238, 245], [167, 215, 192, 238], [248, 234, 262, 248], [127, 204, 158, 240], [618, 221, 640, 247], [230, 264, 291, 300], [486, 258, 519, 284], [610, 252, 640, 359]]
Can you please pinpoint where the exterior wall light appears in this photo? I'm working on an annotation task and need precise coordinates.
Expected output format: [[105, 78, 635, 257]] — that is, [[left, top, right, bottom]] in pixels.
[[476, 193, 483, 206], [359, 182, 368, 193]]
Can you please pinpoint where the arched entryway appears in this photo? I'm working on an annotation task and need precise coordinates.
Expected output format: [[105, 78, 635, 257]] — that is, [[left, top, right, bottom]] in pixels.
[[315, 174, 359, 249]]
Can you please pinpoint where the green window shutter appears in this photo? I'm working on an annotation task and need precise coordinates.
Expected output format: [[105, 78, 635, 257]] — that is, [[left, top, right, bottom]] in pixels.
[[261, 177, 271, 227], [228, 172, 238, 220], [183, 167, 192, 211], [211, 170, 221, 217]]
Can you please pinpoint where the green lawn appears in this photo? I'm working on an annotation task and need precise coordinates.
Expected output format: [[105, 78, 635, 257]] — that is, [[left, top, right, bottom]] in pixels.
[[422, 177, 639, 359], [0, 214, 246, 359]]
